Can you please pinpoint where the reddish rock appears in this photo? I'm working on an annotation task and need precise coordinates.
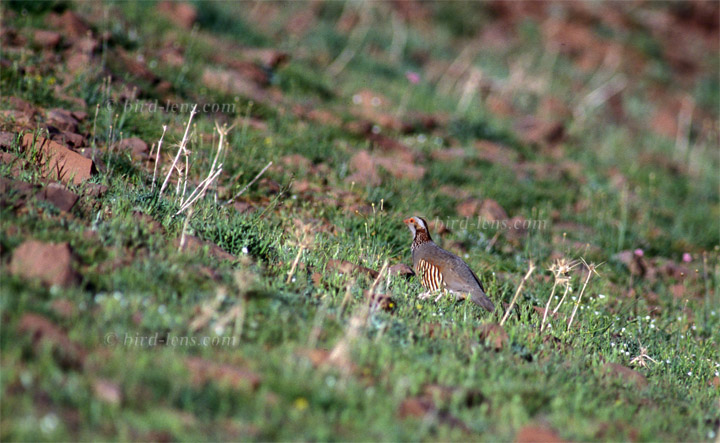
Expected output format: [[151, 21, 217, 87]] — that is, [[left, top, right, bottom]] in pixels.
[[202, 68, 268, 104], [9, 97, 37, 115], [602, 363, 648, 388], [185, 356, 261, 390], [92, 378, 122, 405], [157, 1, 197, 29], [73, 36, 98, 54], [476, 323, 508, 350], [17, 313, 85, 369], [22, 134, 93, 185], [430, 148, 466, 162], [347, 151, 381, 186], [0, 152, 24, 176], [10, 240, 79, 287], [515, 425, 566, 443], [0, 131, 16, 149], [83, 183, 108, 199], [178, 235, 236, 261], [515, 116, 565, 147], [456, 198, 480, 218], [326, 259, 379, 279], [304, 108, 342, 127], [46, 10, 91, 39], [51, 299, 77, 319], [280, 153, 312, 171], [224, 59, 271, 85], [242, 48, 289, 68], [398, 396, 435, 418], [71, 110, 88, 121], [115, 49, 159, 84], [479, 199, 509, 221], [37, 182, 79, 212], [33, 30, 61, 48], [133, 211, 165, 234], [233, 201, 256, 214], [475, 140, 517, 169], [158, 46, 185, 67], [284, 8, 316, 36], [0, 177, 35, 206], [346, 150, 424, 186], [47, 108, 80, 133], [389, 263, 415, 277], [66, 52, 91, 74], [457, 198, 509, 221], [51, 131, 85, 149], [116, 137, 149, 160]]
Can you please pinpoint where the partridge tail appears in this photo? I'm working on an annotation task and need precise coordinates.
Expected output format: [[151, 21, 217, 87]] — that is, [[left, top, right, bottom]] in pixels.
[[471, 288, 495, 312]]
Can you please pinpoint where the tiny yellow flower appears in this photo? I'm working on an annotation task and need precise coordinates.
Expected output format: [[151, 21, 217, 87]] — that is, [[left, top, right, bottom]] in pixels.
[[416, 303, 422, 310], [293, 397, 308, 411]]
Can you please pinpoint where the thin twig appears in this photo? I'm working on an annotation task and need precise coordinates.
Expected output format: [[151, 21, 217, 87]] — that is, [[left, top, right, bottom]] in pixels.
[[175, 167, 223, 215], [152, 125, 167, 191], [159, 104, 197, 196], [223, 161, 272, 207], [500, 262, 536, 326], [540, 280, 559, 333], [328, 3, 371, 77], [567, 259, 601, 331], [178, 207, 193, 252], [552, 283, 571, 315]]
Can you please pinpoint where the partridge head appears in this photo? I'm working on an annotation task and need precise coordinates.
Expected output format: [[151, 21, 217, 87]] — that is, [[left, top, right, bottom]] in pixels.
[[403, 216, 495, 312]]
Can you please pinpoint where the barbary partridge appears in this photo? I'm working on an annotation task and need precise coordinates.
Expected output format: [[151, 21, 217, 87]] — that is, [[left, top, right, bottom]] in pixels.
[[403, 216, 495, 312]]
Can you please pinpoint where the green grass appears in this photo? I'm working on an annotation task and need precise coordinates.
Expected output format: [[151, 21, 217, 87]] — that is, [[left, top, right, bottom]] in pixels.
[[1, 1, 718, 441]]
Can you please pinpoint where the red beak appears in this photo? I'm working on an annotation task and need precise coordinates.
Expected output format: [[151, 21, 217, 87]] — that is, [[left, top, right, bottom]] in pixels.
[[403, 218, 413, 225]]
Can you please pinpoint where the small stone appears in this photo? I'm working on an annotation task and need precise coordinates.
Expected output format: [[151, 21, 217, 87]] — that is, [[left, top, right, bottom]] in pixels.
[[476, 322, 508, 350], [116, 137, 149, 160], [33, 30, 61, 49], [10, 240, 79, 287], [37, 182, 79, 212], [46, 109, 79, 133]]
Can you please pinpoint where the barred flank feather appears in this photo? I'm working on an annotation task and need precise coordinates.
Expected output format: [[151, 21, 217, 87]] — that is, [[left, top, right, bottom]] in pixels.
[[418, 259, 445, 291]]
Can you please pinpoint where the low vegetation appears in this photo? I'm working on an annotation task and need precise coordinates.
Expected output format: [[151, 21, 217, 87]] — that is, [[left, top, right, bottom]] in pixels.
[[1, 1, 718, 440]]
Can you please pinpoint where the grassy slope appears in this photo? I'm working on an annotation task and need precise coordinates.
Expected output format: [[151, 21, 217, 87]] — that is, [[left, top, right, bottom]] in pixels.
[[1, 1, 719, 441]]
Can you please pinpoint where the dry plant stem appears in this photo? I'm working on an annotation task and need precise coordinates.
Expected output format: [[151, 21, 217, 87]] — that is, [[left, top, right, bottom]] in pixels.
[[457, 68, 482, 114], [286, 245, 305, 284], [339, 276, 357, 316], [189, 287, 226, 332], [437, 45, 475, 96], [500, 262, 536, 326], [675, 96, 694, 160], [540, 280, 559, 332], [328, 3, 371, 77], [176, 168, 223, 215], [159, 104, 197, 196], [175, 121, 228, 215], [224, 161, 273, 206], [573, 74, 627, 122], [567, 263, 596, 331], [152, 125, 167, 190], [178, 207, 193, 252], [388, 12, 407, 62], [180, 145, 190, 202], [552, 283, 571, 315], [369, 260, 389, 295]]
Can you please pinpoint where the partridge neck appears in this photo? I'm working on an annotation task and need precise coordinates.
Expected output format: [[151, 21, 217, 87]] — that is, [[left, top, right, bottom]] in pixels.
[[411, 231, 432, 251]]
